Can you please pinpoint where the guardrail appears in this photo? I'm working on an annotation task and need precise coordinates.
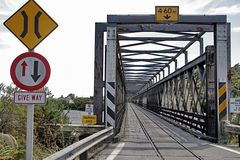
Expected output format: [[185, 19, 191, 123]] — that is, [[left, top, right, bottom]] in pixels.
[[43, 127, 113, 160], [224, 121, 240, 147]]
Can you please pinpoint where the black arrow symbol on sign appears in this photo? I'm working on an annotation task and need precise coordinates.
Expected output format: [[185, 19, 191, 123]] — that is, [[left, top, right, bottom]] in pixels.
[[31, 61, 41, 82], [164, 14, 171, 20]]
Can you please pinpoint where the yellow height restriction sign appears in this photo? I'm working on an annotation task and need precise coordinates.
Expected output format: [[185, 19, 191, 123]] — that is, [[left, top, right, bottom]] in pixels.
[[82, 115, 97, 125], [155, 6, 179, 22], [4, 0, 58, 50]]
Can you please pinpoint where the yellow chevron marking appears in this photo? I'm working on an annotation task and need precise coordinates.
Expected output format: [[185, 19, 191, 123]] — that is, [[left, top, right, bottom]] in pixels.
[[219, 83, 226, 97], [219, 99, 227, 113]]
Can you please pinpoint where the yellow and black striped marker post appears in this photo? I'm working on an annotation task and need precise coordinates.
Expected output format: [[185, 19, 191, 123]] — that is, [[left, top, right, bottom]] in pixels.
[[218, 82, 227, 120]]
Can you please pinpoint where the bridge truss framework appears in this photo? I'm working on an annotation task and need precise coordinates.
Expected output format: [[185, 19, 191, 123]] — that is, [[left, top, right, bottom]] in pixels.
[[94, 14, 231, 141]]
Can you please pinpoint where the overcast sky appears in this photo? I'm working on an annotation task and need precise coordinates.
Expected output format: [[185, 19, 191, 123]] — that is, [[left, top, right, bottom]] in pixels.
[[0, 0, 240, 98]]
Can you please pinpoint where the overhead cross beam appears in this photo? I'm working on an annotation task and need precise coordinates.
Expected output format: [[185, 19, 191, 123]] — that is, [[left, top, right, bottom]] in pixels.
[[118, 35, 199, 41], [124, 69, 160, 72], [107, 15, 226, 24], [117, 24, 214, 33], [120, 40, 184, 50], [120, 49, 179, 53], [123, 64, 165, 68], [125, 72, 156, 75], [122, 57, 171, 62], [122, 53, 175, 58]]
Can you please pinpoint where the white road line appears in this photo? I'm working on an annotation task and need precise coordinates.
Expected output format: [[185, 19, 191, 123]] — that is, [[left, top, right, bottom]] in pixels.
[[106, 143, 125, 160], [210, 143, 240, 155]]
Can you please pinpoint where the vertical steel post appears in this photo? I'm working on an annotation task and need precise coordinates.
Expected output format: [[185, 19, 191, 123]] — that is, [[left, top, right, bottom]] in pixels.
[[175, 59, 177, 71], [185, 51, 188, 64], [199, 38, 204, 55], [227, 23, 231, 119], [26, 48, 34, 160], [94, 23, 106, 124], [206, 46, 217, 139], [168, 65, 170, 75], [105, 26, 117, 128], [215, 24, 230, 142]]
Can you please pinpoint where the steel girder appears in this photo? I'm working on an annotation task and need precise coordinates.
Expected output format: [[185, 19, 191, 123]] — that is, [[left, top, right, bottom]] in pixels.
[[107, 15, 226, 24], [93, 23, 106, 124]]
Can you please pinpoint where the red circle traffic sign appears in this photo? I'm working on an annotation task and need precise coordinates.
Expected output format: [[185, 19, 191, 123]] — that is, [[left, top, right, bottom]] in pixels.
[[10, 52, 51, 91]]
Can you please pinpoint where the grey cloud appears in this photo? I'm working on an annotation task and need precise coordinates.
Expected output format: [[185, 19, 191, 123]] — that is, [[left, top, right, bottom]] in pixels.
[[0, 0, 11, 32], [206, 0, 240, 8], [0, 0, 10, 48], [0, 43, 9, 48], [0, 0, 11, 11], [0, 39, 8, 49], [0, 24, 8, 32], [0, 38, 9, 48], [0, 15, 9, 32], [0, 14, 9, 21], [201, 0, 240, 13]]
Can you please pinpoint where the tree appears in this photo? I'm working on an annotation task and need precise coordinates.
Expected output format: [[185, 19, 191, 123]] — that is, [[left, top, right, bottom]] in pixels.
[[231, 63, 240, 97]]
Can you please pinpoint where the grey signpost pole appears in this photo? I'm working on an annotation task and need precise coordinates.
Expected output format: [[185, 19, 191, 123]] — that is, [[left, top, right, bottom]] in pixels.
[[26, 49, 34, 160], [26, 104, 34, 160]]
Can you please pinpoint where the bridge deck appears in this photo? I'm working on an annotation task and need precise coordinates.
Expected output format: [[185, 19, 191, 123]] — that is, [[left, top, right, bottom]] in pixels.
[[93, 103, 240, 160]]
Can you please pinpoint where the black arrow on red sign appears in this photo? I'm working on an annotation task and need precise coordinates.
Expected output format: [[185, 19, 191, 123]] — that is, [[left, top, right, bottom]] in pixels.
[[31, 61, 41, 82], [21, 61, 27, 77]]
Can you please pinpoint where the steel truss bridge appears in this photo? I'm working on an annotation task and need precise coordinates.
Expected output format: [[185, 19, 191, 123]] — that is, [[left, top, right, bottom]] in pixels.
[[44, 14, 240, 160], [93, 14, 231, 142]]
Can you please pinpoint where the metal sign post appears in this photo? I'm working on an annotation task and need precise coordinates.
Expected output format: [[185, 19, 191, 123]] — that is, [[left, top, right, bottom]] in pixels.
[[26, 104, 34, 160], [26, 48, 34, 160]]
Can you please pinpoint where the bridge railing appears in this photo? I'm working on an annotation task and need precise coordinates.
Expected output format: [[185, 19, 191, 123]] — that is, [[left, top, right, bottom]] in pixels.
[[133, 53, 209, 136], [43, 127, 113, 160], [224, 121, 240, 147]]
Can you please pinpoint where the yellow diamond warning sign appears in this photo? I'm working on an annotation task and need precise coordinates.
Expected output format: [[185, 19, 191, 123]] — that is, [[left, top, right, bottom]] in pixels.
[[4, 0, 58, 50], [82, 115, 97, 125], [155, 6, 179, 22]]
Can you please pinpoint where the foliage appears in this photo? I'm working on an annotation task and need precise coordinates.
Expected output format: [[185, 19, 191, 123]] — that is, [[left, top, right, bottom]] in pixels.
[[0, 83, 94, 159], [230, 63, 240, 124], [0, 84, 69, 159], [0, 136, 18, 160], [231, 63, 240, 98], [228, 63, 240, 144], [0, 146, 18, 160], [64, 93, 93, 111], [34, 97, 69, 152]]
